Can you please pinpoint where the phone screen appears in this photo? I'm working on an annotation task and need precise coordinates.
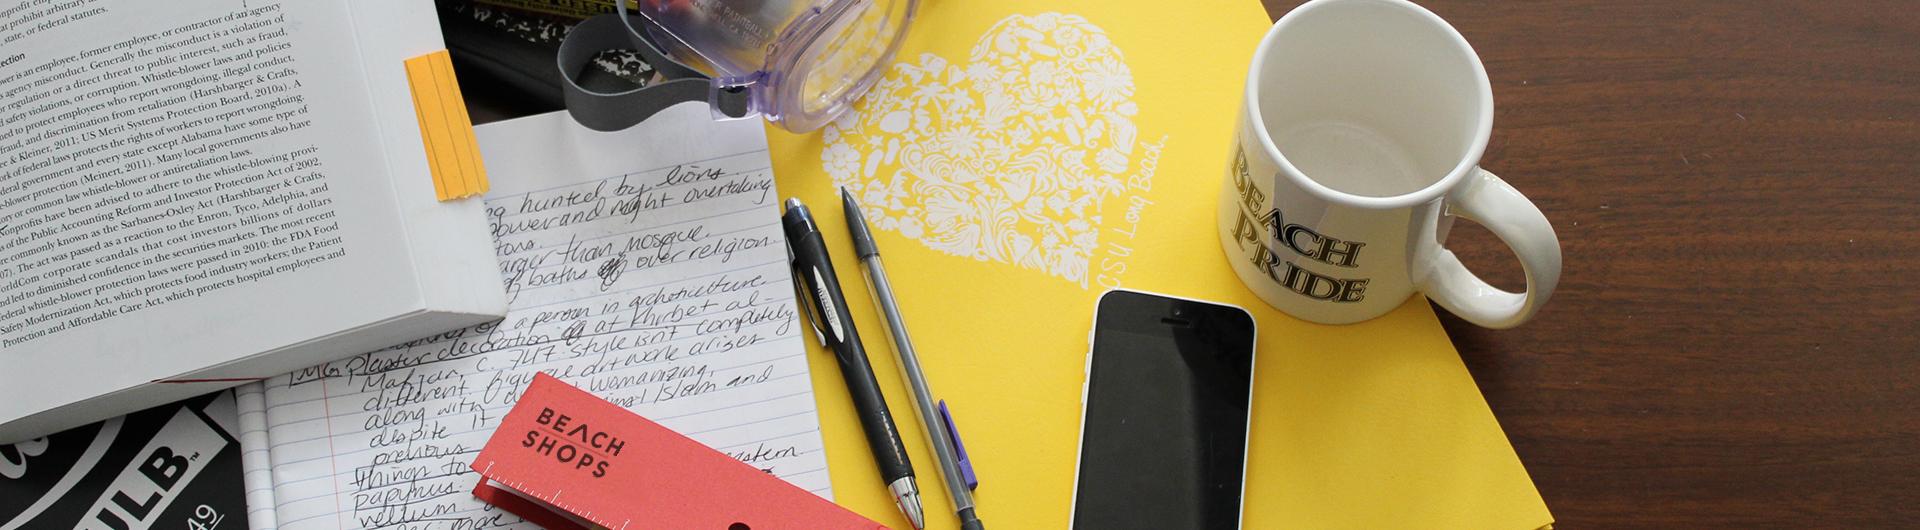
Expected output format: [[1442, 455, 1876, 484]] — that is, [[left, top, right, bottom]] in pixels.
[[1071, 290, 1257, 530]]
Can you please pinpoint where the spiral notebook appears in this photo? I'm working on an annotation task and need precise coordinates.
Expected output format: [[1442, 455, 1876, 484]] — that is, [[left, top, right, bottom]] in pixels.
[[232, 105, 832, 530]]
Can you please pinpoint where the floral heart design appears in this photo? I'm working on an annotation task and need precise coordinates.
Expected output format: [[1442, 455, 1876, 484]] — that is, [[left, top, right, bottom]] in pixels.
[[823, 13, 1144, 287]]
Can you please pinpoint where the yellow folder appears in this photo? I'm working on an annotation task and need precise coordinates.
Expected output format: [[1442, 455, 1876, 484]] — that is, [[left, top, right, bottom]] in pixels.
[[766, 1, 1553, 528]]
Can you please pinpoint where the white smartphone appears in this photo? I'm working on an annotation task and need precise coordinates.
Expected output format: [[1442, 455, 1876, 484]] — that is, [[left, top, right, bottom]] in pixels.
[[1069, 289, 1258, 530]]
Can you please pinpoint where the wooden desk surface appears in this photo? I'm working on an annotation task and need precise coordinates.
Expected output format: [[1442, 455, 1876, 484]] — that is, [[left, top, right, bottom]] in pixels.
[[1252, 1, 1920, 527]]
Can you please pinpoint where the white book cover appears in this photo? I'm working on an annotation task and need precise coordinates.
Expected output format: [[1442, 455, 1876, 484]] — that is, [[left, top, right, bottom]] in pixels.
[[0, 0, 507, 442]]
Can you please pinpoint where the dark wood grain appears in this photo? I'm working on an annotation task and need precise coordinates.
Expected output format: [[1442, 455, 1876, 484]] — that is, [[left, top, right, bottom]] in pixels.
[[1256, 0, 1920, 527]]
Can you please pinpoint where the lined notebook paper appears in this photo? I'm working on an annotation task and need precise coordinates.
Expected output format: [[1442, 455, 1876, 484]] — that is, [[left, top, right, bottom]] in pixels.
[[252, 107, 829, 529]]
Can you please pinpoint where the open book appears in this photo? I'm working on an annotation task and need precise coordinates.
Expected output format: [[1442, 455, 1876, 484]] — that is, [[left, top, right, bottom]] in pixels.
[[0, 0, 507, 442]]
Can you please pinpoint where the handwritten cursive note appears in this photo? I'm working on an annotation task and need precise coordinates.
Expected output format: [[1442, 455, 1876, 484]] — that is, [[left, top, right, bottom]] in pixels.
[[256, 108, 829, 530]]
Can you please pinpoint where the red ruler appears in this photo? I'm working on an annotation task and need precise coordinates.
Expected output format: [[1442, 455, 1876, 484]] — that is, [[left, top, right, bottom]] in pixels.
[[469, 372, 889, 530]]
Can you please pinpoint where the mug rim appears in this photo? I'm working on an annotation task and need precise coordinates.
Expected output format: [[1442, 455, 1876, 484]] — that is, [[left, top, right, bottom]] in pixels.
[[1245, 0, 1495, 210]]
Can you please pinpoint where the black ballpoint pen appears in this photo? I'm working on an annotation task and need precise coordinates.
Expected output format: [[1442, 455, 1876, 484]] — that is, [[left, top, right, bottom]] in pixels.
[[782, 197, 925, 530]]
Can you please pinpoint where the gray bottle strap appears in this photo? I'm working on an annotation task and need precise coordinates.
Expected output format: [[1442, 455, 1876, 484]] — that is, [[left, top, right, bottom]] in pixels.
[[556, 14, 751, 131]]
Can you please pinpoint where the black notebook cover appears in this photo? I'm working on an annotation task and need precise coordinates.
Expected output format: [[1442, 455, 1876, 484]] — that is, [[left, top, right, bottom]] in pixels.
[[0, 391, 249, 530]]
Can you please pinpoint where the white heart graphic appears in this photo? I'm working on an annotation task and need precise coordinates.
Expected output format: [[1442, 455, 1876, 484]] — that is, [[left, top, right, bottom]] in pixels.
[[824, 13, 1153, 287]]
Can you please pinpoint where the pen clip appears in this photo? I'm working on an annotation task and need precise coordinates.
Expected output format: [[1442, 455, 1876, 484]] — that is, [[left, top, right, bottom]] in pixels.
[[938, 400, 979, 491], [787, 246, 827, 347]]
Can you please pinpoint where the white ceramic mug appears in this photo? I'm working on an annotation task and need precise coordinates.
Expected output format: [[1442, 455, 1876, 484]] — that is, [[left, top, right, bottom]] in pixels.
[[1218, 0, 1561, 328]]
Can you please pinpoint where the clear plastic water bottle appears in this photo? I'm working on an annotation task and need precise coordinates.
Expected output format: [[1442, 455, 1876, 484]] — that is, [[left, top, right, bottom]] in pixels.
[[630, 0, 918, 132]]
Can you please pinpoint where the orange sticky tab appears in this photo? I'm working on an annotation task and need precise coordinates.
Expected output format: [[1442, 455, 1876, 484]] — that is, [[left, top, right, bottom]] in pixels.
[[404, 50, 489, 201], [403, 57, 449, 200], [435, 55, 484, 197], [469, 373, 890, 530], [428, 55, 468, 196], [411, 53, 459, 199]]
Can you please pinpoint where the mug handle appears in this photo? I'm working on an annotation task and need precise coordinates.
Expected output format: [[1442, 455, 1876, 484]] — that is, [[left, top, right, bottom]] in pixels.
[[1411, 168, 1562, 329]]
